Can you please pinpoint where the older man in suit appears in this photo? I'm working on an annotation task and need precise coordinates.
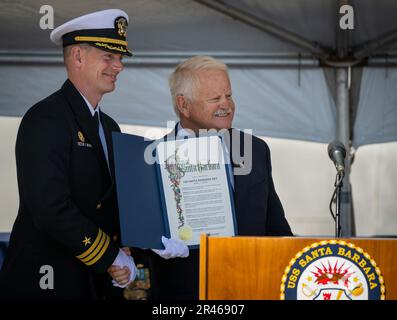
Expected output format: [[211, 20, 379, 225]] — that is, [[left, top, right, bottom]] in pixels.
[[141, 56, 293, 300]]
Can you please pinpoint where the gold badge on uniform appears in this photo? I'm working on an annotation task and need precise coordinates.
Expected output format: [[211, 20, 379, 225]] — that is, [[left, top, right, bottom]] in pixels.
[[78, 131, 85, 143], [77, 131, 93, 148], [115, 16, 128, 37]]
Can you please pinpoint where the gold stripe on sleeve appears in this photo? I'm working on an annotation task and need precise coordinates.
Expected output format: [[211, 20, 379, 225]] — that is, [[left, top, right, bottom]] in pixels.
[[85, 235, 111, 266], [76, 229, 103, 260], [80, 231, 107, 263]]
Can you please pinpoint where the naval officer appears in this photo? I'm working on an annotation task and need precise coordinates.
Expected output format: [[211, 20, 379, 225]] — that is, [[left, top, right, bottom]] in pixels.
[[0, 9, 136, 299]]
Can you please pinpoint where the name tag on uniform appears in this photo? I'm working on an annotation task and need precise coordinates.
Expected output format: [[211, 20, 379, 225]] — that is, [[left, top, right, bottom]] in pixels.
[[77, 131, 93, 148], [77, 141, 93, 148]]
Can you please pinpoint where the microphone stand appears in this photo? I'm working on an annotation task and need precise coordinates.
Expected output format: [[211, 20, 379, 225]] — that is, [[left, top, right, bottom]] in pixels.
[[334, 172, 344, 238]]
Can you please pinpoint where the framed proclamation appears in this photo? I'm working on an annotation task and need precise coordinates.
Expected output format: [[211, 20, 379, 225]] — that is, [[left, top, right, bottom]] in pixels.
[[112, 132, 236, 249], [156, 135, 237, 248]]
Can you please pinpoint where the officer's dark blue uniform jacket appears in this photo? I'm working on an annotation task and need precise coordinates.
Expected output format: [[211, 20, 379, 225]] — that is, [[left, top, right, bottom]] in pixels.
[[0, 80, 122, 299]]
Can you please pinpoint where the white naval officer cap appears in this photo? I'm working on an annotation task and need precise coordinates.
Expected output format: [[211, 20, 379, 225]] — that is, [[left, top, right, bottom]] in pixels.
[[50, 9, 132, 56]]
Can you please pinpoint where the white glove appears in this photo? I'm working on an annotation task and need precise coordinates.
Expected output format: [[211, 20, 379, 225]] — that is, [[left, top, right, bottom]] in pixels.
[[151, 236, 189, 260], [111, 249, 138, 288]]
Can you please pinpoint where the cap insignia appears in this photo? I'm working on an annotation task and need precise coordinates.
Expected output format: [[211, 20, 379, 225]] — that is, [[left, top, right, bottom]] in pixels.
[[115, 16, 128, 37]]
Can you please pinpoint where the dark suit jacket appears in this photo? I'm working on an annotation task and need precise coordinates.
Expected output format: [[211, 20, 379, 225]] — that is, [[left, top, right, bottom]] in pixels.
[[138, 128, 292, 300], [0, 80, 122, 299]]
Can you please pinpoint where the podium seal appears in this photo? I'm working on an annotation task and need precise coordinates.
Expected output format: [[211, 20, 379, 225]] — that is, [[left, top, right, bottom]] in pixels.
[[280, 240, 385, 300]]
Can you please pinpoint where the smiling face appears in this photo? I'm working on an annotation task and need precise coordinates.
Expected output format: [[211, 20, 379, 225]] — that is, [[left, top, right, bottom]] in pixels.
[[67, 44, 124, 107], [80, 46, 124, 95], [178, 69, 235, 133]]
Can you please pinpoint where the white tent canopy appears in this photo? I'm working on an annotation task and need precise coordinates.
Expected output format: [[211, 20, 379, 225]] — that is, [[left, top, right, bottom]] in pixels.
[[0, 64, 337, 143], [1, 0, 397, 146]]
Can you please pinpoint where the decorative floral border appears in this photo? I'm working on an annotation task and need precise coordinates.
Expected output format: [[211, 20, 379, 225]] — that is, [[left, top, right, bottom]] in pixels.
[[164, 148, 186, 229]]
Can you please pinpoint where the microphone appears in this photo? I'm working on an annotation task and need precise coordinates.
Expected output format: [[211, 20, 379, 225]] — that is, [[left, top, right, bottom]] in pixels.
[[328, 141, 346, 176]]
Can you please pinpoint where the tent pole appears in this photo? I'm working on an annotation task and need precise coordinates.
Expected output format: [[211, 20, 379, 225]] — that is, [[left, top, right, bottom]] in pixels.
[[336, 67, 354, 237], [354, 28, 397, 60]]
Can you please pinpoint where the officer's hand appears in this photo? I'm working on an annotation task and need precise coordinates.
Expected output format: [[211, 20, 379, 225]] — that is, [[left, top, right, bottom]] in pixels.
[[107, 265, 131, 286], [121, 246, 131, 256], [108, 249, 137, 287]]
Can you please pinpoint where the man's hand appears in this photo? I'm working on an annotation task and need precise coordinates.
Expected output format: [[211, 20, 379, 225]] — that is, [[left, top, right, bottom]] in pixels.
[[107, 265, 131, 286], [151, 236, 189, 260], [121, 246, 131, 256], [108, 248, 137, 287]]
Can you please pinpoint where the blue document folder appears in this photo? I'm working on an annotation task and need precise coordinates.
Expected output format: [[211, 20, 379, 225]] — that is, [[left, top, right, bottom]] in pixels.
[[113, 132, 237, 250], [112, 132, 167, 249]]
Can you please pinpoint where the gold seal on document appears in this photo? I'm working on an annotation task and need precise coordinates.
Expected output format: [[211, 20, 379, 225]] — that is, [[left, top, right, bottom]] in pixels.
[[178, 226, 193, 241]]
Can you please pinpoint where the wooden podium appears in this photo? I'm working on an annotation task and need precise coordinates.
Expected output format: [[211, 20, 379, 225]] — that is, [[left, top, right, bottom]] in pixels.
[[199, 235, 397, 300]]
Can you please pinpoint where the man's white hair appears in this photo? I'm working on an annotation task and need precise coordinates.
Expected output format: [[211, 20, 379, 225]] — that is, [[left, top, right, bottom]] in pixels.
[[169, 56, 229, 117]]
